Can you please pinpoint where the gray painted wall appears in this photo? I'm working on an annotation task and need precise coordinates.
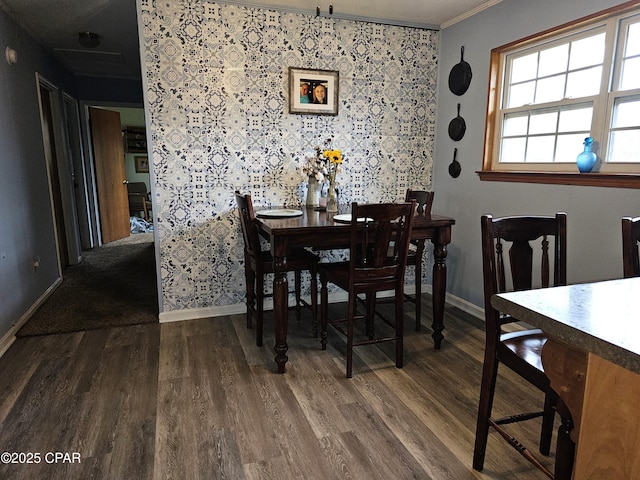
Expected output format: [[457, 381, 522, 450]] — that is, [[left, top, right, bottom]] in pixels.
[[433, 0, 639, 310], [0, 8, 74, 339]]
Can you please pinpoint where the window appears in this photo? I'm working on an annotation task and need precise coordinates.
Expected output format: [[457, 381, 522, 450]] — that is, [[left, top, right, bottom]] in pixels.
[[481, 3, 640, 188]]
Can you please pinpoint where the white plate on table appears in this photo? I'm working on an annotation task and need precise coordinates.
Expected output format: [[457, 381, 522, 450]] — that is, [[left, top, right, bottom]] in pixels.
[[256, 209, 303, 218], [332, 214, 374, 223]]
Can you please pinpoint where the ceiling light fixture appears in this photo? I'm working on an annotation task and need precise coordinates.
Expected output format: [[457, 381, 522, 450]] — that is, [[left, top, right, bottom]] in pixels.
[[78, 32, 100, 48], [5, 47, 18, 65]]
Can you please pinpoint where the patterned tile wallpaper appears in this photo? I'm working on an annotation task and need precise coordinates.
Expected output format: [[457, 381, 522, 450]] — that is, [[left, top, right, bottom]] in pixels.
[[139, 0, 439, 315]]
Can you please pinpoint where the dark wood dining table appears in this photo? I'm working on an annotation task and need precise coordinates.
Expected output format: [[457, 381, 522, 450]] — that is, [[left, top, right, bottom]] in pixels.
[[255, 205, 456, 373]]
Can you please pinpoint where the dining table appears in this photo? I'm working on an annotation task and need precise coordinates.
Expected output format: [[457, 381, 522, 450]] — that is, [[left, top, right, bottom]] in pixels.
[[255, 205, 456, 374], [492, 277, 640, 479]]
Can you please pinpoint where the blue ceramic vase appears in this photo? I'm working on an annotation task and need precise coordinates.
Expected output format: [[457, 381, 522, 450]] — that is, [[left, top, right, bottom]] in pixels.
[[576, 137, 597, 173]]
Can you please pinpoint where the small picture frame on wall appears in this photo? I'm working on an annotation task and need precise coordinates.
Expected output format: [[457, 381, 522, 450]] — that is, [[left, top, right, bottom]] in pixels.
[[289, 67, 339, 115], [134, 155, 149, 173]]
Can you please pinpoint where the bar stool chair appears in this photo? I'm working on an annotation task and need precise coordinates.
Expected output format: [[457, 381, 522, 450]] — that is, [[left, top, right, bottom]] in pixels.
[[404, 189, 434, 330], [622, 216, 640, 278], [235, 191, 318, 346], [319, 201, 415, 378], [473, 213, 575, 479]]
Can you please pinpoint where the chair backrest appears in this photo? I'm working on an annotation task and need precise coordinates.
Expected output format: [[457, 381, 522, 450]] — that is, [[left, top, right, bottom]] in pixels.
[[128, 193, 147, 211], [481, 213, 567, 338], [127, 182, 148, 196], [405, 189, 434, 217], [622, 216, 640, 278], [235, 191, 262, 258], [348, 201, 415, 291]]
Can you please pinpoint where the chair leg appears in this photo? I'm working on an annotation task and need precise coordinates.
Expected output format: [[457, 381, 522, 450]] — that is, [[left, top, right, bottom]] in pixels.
[[320, 274, 328, 350], [554, 403, 576, 480], [365, 293, 375, 340], [346, 293, 357, 378], [539, 392, 555, 455], [294, 270, 302, 322], [245, 264, 255, 329], [310, 265, 318, 337], [256, 274, 264, 347], [414, 260, 422, 331], [473, 347, 500, 471], [395, 290, 404, 369]]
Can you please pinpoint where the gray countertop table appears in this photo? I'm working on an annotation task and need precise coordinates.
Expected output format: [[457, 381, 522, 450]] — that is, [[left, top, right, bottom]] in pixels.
[[492, 277, 640, 375]]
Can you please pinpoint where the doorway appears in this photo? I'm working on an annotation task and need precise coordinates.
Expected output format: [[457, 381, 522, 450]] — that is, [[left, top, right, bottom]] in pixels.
[[86, 105, 152, 244], [37, 75, 82, 269]]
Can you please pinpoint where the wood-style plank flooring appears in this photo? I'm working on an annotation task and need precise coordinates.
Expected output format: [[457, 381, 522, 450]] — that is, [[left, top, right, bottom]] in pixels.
[[0, 298, 557, 479]]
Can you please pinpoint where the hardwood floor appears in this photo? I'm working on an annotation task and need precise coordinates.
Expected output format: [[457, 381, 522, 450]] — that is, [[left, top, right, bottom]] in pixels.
[[0, 298, 557, 479]]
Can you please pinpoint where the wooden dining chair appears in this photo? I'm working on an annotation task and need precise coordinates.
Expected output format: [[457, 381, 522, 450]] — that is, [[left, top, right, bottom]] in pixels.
[[235, 191, 318, 346], [319, 201, 415, 378], [473, 213, 575, 480], [404, 189, 434, 330], [622, 216, 640, 278]]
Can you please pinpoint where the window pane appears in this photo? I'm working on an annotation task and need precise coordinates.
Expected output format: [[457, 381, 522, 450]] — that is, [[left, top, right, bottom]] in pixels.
[[503, 113, 529, 136], [539, 44, 568, 76], [611, 99, 640, 128], [529, 111, 558, 134], [558, 106, 593, 132], [608, 130, 640, 163], [535, 75, 566, 104], [508, 81, 535, 108], [620, 57, 640, 90], [612, 98, 640, 128], [511, 53, 538, 83], [626, 22, 640, 57], [501, 137, 526, 162], [556, 134, 588, 162], [569, 32, 606, 69], [566, 66, 602, 97], [526, 136, 556, 162]]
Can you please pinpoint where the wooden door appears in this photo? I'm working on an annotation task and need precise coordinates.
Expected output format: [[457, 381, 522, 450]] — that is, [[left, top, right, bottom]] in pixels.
[[89, 107, 130, 243], [39, 85, 68, 268]]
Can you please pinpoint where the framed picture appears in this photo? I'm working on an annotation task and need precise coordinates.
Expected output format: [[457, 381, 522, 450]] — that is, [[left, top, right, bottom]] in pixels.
[[289, 67, 339, 115], [134, 155, 149, 173]]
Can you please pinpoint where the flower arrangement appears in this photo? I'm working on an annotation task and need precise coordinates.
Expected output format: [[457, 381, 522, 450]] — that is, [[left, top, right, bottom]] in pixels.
[[301, 138, 344, 181], [301, 144, 330, 182], [323, 148, 343, 181], [322, 144, 344, 212], [302, 138, 331, 183]]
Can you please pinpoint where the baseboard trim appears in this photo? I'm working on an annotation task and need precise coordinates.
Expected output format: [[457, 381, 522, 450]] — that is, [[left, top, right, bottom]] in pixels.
[[159, 284, 484, 324], [0, 277, 63, 357], [2, 281, 484, 351]]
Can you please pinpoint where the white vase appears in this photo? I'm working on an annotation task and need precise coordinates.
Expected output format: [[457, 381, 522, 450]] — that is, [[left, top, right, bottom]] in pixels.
[[306, 177, 322, 207]]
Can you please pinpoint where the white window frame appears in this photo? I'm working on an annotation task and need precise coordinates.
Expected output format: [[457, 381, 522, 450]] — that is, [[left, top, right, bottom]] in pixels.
[[480, 1, 640, 189]]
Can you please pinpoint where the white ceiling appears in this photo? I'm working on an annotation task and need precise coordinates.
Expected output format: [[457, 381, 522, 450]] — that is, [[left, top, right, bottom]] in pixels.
[[0, 0, 498, 80]]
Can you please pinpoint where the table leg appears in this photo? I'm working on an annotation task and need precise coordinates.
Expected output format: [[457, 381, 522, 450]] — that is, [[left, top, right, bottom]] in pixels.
[[431, 230, 450, 349], [272, 253, 289, 373]]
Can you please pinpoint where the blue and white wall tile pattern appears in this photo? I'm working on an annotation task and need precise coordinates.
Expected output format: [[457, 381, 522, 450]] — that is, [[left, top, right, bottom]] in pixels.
[[139, 0, 439, 315]]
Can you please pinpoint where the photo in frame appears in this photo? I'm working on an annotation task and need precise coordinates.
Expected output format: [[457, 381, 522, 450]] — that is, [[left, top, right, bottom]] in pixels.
[[134, 155, 149, 173], [289, 67, 339, 115]]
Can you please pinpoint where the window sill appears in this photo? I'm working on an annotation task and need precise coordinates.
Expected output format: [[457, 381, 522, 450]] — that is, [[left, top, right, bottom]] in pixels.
[[478, 171, 640, 189]]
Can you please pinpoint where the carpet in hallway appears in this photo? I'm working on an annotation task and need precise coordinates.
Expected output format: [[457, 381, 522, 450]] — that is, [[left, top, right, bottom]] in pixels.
[[17, 241, 158, 337]]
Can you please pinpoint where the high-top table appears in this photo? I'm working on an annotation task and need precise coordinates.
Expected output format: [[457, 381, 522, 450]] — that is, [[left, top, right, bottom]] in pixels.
[[255, 206, 455, 374], [493, 277, 640, 479]]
